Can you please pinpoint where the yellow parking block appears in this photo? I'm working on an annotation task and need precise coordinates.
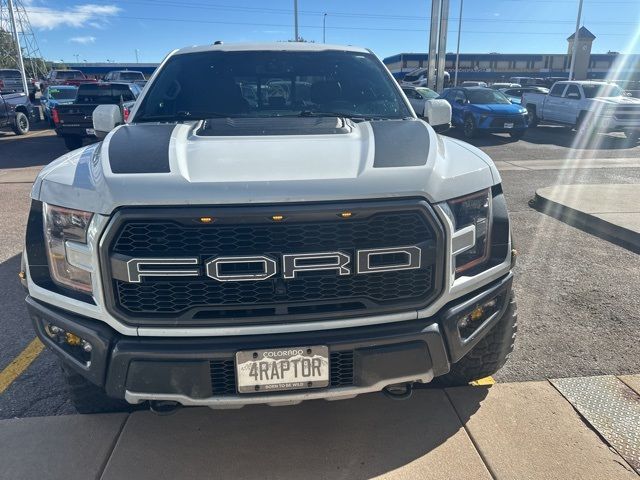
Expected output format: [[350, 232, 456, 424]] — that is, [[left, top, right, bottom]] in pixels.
[[470, 376, 495, 386], [0, 338, 44, 394]]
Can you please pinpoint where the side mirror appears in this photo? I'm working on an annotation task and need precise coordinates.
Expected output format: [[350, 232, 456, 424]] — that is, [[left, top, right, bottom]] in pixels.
[[93, 104, 123, 139], [425, 99, 452, 133]]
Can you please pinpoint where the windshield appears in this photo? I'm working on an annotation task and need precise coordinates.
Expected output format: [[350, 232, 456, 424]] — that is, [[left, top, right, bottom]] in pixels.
[[0, 70, 21, 79], [135, 51, 410, 121], [47, 87, 77, 100], [582, 84, 624, 98], [467, 89, 511, 104], [57, 70, 84, 80], [118, 72, 145, 81], [415, 87, 439, 99], [75, 84, 135, 104], [403, 68, 426, 82]]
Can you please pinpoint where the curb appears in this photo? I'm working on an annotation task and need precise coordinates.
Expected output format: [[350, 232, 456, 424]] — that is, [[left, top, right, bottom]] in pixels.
[[533, 190, 640, 254]]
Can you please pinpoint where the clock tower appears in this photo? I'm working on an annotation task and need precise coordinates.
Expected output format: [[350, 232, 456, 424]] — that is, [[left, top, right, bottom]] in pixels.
[[567, 26, 596, 80]]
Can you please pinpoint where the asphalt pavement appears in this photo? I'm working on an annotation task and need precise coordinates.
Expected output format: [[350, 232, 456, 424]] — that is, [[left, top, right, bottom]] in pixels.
[[0, 124, 639, 418]]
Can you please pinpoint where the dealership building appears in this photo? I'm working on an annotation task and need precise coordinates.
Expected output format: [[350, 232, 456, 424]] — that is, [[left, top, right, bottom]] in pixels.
[[383, 27, 640, 83]]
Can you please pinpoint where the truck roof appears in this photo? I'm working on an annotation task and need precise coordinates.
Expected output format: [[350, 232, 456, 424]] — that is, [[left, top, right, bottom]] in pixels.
[[554, 80, 612, 86], [173, 42, 370, 56]]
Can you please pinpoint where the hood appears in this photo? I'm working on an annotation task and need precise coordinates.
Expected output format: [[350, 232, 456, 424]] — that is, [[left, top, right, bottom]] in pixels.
[[589, 96, 640, 106], [33, 119, 498, 215], [471, 103, 526, 115]]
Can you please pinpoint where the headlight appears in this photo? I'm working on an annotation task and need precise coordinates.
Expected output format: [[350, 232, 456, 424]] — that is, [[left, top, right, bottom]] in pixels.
[[43, 203, 93, 293], [440, 189, 491, 275]]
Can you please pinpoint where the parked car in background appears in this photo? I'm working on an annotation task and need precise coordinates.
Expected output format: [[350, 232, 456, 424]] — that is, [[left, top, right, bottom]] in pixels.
[[490, 83, 520, 90], [103, 70, 146, 82], [0, 91, 36, 135], [53, 82, 141, 150], [40, 85, 78, 126], [508, 77, 547, 87], [401, 85, 451, 132], [43, 69, 96, 89], [0, 69, 39, 99], [500, 86, 549, 105], [523, 80, 640, 141], [611, 79, 640, 98], [442, 86, 528, 139], [461, 81, 488, 87], [401, 67, 450, 88]]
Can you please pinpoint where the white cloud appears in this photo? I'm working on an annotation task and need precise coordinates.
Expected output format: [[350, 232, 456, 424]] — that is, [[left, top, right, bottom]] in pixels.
[[69, 36, 96, 44], [25, 4, 121, 30]]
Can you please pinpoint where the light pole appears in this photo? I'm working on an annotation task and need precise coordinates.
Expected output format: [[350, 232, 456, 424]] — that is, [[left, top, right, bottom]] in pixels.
[[74, 54, 80, 63], [568, 0, 584, 81], [7, 0, 29, 95], [454, 0, 463, 87], [135, 49, 140, 63], [293, 0, 299, 41], [323, 13, 327, 43]]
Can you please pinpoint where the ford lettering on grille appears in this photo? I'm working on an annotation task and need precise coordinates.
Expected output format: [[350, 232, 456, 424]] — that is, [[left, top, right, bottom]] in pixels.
[[121, 246, 422, 283]]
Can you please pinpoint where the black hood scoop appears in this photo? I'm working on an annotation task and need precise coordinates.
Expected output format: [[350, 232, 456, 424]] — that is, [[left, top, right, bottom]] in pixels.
[[196, 116, 352, 136]]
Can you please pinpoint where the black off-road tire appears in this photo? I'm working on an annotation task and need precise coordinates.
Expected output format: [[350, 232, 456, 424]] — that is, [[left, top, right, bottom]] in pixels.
[[63, 135, 83, 151], [62, 364, 135, 414], [12, 111, 29, 135], [435, 292, 517, 387]]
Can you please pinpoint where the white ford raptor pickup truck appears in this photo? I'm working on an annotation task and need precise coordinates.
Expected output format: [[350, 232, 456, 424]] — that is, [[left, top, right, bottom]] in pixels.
[[22, 42, 516, 413]]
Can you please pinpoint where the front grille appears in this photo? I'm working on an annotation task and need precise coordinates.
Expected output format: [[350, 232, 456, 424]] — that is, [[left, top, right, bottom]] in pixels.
[[209, 351, 355, 396], [490, 116, 525, 128], [103, 201, 443, 326], [614, 106, 640, 121]]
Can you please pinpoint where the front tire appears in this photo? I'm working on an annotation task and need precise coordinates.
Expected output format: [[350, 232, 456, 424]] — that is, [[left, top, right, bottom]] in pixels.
[[526, 105, 538, 127], [63, 136, 83, 151], [61, 364, 135, 414], [435, 292, 517, 387], [463, 115, 477, 139], [12, 111, 30, 135]]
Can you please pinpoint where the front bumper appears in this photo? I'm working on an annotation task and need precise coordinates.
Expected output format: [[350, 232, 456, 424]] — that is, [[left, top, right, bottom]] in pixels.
[[28, 272, 513, 408]]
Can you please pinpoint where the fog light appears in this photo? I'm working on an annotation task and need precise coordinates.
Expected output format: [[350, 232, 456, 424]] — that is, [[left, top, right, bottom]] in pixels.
[[458, 298, 500, 338], [65, 332, 82, 346]]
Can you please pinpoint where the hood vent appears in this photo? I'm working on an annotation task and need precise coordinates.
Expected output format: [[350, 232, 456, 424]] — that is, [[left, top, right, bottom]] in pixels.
[[196, 116, 352, 136]]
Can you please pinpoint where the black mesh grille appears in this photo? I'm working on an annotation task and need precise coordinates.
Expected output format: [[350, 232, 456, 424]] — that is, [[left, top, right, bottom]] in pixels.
[[105, 202, 442, 325], [330, 351, 354, 387], [210, 360, 236, 395], [208, 351, 354, 396], [112, 212, 430, 255]]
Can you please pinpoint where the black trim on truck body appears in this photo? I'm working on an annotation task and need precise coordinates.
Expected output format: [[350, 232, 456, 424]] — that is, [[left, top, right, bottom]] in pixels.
[[108, 124, 175, 173], [98, 199, 446, 328], [26, 272, 513, 401]]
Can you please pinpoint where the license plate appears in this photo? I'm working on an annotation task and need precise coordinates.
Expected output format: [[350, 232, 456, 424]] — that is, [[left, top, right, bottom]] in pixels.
[[86, 128, 95, 135], [504, 122, 514, 129], [235, 346, 329, 393]]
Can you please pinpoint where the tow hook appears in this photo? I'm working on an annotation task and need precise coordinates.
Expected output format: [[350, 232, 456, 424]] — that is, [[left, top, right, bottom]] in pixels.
[[383, 383, 413, 400], [149, 400, 181, 416]]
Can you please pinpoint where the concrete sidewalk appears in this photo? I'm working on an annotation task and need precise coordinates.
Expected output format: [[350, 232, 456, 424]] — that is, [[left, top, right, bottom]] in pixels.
[[535, 184, 640, 253], [1, 376, 638, 480]]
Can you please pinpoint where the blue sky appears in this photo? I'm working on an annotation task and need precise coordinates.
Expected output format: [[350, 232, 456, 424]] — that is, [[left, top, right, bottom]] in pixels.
[[25, 0, 640, 63]]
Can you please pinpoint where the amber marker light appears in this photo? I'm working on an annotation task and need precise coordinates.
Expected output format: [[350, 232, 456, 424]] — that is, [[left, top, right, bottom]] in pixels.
[[271, 215, 284, 221], [339, 211, 353, 218], [199, 217, 214, 223]]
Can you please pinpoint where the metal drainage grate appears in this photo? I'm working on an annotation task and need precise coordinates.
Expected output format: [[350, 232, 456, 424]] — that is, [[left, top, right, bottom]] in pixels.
[[551, 375, 640, 474]]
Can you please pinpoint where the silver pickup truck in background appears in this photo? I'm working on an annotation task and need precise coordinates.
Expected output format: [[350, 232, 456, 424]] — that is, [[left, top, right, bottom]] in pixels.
[[523, 80, 640, 141]]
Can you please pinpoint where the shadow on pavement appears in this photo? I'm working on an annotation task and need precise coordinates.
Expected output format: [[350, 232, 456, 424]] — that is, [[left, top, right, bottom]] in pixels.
[[101, 388, 488, 479], [519, 125, 638, 150], [0, 126, 68, 169]]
